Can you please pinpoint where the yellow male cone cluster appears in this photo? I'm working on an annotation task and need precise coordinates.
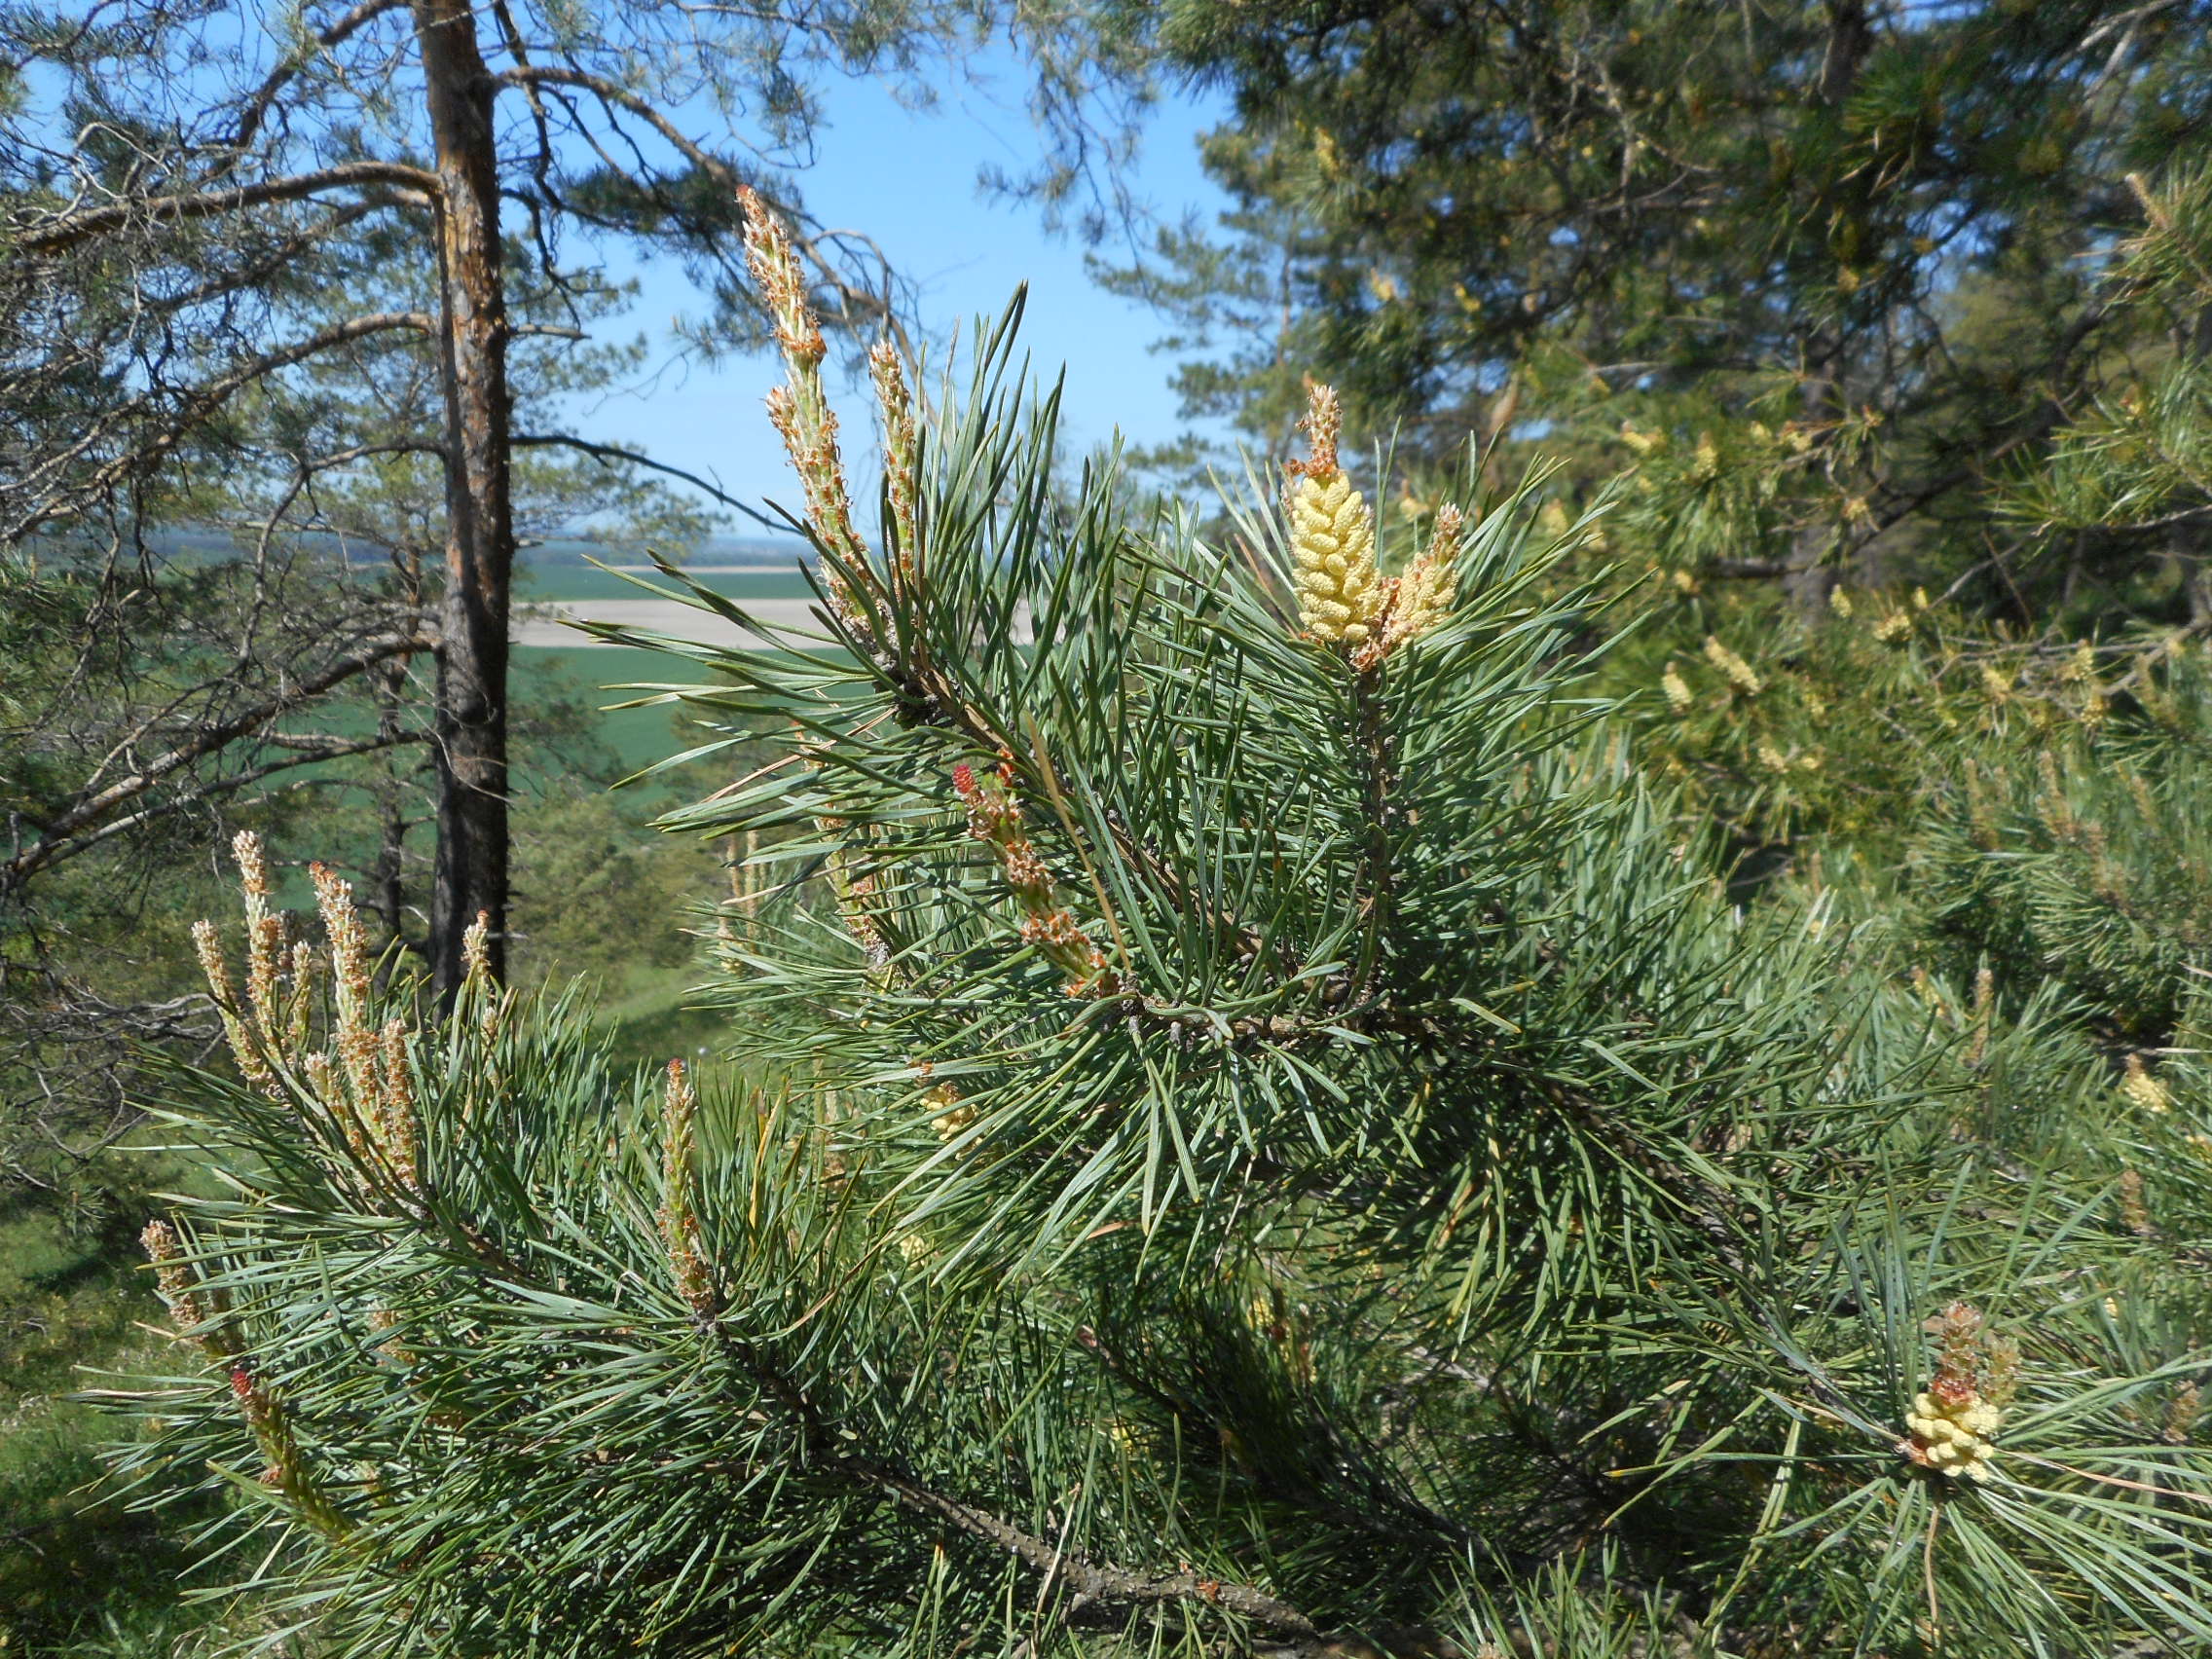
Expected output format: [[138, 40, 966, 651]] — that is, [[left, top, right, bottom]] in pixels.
[[1702, 635, 1762, 696], [2121, 1051, 2171, 1114], [1284, 382, 1463, 659], [1904, 1387, 2003, 1481], [1385, 503, 1462, 650], [1901, 1302, 2015, 1483], [1286, 384, 1384, 645]]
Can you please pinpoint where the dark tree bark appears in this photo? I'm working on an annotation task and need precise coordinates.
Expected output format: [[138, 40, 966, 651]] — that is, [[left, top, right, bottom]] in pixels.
[[1786, 0, 1874, 609], [414, 0, 515, 997]]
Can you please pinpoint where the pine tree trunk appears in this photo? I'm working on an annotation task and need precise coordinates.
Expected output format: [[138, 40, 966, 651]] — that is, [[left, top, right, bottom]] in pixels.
[[370, 651, 414, 951], [414, 0, 513, 996], [1786, 0, 1873, 611]]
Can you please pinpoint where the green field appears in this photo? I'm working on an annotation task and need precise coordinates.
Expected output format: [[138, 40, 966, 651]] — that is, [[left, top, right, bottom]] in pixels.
[[510, 644, 745, 1066], [516, 563, 818, 604], [282, 645, 719, 784], [514, 644, 732, 784]]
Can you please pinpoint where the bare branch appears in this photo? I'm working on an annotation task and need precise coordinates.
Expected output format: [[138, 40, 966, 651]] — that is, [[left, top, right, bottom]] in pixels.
[[2, 312, 437, 543], [9, 730, 431, 881], [231, 0, 413, 151], [512, 431, 793, 534], [15, 162, 439, 255], [3, 631, 434, 891], [492, 64, 913, 360]]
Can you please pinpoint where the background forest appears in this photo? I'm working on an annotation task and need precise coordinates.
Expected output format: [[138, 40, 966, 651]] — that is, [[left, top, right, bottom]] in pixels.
[[6, 1, 2212, 1654]]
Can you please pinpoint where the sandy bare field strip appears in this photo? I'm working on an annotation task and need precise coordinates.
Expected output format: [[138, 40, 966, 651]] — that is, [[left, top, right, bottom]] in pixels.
[[601, 563, 800, 573], [513, 597, 829, 648], [516, 596, 1037, 648]]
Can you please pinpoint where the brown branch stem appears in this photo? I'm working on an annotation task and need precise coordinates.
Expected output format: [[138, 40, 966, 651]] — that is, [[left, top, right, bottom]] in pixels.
[[2, 631, 434, 891], [18, 162, 437, 254], [691, 1312, 1330, 1652]]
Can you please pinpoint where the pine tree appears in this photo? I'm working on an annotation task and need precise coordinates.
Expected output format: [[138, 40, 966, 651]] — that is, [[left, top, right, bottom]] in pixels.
[[1077, 1, 2212, 619], [116, 194, 2212, 1657]]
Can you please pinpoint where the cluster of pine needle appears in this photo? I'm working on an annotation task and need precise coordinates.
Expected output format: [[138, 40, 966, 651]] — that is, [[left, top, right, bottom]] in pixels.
[[109, 190, 2212, 1659]]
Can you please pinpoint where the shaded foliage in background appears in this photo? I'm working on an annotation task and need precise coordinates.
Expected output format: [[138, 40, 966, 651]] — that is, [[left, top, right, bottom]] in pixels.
[[1083, 0, 2212, 623]]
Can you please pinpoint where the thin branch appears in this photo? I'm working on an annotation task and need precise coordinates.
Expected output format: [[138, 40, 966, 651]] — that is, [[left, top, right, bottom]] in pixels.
[[12, 731, 430, 879], [2, 312, 437, 543], [15, 162, 439, 254], [854, 1453, 1326, 1644], [512, 431, 792, 534], [693, 1315, 1330, 1652], [491, 64, 915, 363], [2, 632, 434, 891], [230, 0, 412, 151]]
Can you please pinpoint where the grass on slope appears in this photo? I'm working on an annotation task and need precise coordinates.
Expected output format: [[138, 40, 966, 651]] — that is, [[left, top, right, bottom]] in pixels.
[[514, 644, 734, 787]]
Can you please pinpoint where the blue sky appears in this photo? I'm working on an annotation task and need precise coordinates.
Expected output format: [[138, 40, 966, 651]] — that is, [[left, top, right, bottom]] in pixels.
[[565, 52, 1236, 542]]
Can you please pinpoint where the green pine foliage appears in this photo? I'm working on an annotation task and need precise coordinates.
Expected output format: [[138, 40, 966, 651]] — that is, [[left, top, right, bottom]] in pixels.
[[1909, 651, 2212, 1048], [2007, 166, 2212, 548], [108, 223, 2212, 1654], [1084, 4, 2212, 618], [1618, 579, 2113, 850]]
